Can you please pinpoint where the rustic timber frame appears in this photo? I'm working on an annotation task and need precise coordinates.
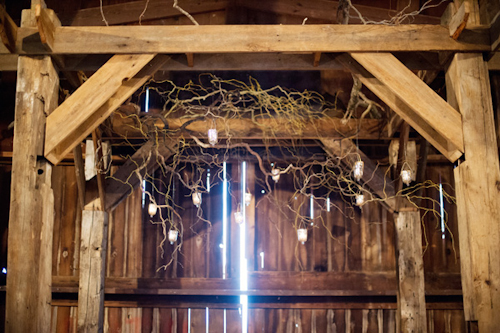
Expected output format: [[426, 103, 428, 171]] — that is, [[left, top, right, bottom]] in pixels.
[[4, 0, 500, 331]]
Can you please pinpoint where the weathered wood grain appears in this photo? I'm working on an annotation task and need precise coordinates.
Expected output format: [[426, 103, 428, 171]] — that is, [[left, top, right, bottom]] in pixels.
[[446, 51, 500, 331], [44, 53, 158, 165], [351, 52, 464, 154], [13, 24, 490, 55], [5, 53, 58, 333], [395, 211, 427, 332], [78, 210, 109, 332], [337, 53, 462, 162]]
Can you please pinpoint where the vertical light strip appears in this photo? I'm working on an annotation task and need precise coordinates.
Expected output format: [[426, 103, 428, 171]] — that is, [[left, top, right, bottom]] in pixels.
[[142, 87, 150, 208], [310, 193, 314, 223], [141, 179, 146, 208], [439, 182, 446, 239], [207, 169, 211, 193], [145, 87, 150, 113], [224, 309, 227, 333], [327, 197, 331, 212], [206, 307, 209, 333], [188, 308, 191, 333], [222, 162, 228, 279], [240, 162, 248, 333]]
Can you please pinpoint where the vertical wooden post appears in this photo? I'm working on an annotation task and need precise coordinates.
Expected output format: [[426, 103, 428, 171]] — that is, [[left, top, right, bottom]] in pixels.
[[445, 3, 500, 331], [395, 211, 427, 333], [78, 210, 109, 332], [5, 9, 59, 331], [446, 51, 500, 333]]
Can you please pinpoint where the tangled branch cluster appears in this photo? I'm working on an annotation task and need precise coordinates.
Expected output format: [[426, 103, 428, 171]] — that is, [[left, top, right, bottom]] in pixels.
[[98, 74, 456, 271]]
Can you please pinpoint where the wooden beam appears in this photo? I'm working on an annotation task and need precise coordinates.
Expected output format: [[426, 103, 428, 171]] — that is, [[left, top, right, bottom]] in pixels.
[[44, 54, 168, 165], [60, 0, 229, 26], [236, 0, 441, 25], [52, 271, 462, 295], [313, 52, 321, 67], [449, 1, 470, 40], [5, 54, 59, 333], [337, 53, 462, 162], [446, 51, 500, 331], [112, 115, 388, 140], [34, 5, 60, 51], [0, 5, 18, 53], [13, 24, 490, 55], [395, 211, 427, 332], [78, 210, 109, 332], [0, 54, 18, 70], [320, 138, 396, 212], [350, 53, 464, 152], [105, 138, 177, 212], [186, 52, 194, 67]]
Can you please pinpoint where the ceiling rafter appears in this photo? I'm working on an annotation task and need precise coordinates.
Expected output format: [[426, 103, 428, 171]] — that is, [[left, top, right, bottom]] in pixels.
[[337, 53, 463, 162], [44, 54, 169, 165]]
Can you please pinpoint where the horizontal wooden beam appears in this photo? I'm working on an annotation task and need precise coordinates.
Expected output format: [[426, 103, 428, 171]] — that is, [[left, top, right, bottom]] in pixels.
[[111, 116, 388, 140], [0, 53, 17, 70], [14, 24, 490, 55], [44, 54, 166, 165], [52, 271, 462, 296], [59, 0, 229, 26], [337, 53, 463, 162], [50, 298, 463, 311]]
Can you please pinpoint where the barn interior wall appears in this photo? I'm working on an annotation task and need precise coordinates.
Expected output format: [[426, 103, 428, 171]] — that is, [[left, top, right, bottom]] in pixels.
[[0, 161, 461, 332]]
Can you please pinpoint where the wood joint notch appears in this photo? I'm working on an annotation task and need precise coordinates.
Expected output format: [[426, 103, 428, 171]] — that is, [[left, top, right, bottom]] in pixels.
[[35, 4, 60, 52], [0, 5, 18, 53]]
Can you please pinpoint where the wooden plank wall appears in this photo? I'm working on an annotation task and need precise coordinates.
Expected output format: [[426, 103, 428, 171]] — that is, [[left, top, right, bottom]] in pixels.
[[48, 306, 465, 332], [30, 161, 463, 332], [254, 168, 396, 273]]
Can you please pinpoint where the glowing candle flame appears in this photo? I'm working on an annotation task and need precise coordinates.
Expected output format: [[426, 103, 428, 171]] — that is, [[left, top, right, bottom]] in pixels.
[[168, 229, 179, 244], [234, 210, 243, 224], [192, 192, 202, 207], [148, 202, 157, 216], [297, 228, 307, 244], [208, 128, 218, 146], [244, 192, 252, 206], [271, 168, 280, 182], [355, 194, 364, 206], [353, 160, 364, 181], [401, 169, 412, 186]]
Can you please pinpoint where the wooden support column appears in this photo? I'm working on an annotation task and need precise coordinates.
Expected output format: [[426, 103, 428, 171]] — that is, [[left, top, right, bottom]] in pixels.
[[78, 210, 109, 332], [446, 52, 500, 333], [5, 46, 59, 333], [395, 211, 427, 333], [445, 3, 500, 330]]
